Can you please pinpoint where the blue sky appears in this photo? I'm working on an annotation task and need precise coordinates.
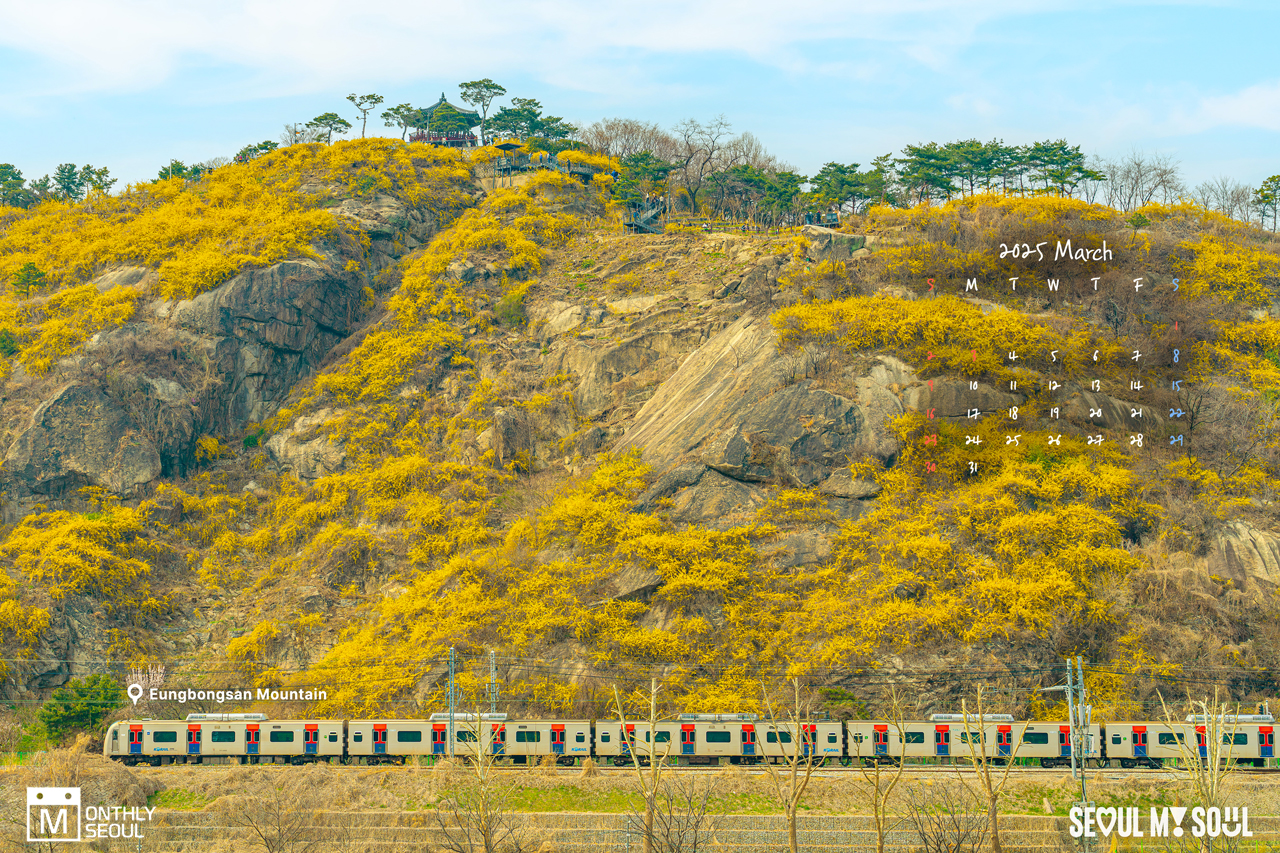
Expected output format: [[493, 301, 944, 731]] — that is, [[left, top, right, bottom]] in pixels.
[[1, 0, 1277, 189]]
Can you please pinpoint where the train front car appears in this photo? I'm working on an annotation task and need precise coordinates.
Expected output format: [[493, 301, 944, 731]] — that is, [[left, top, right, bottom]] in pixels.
[[104, 713, 279, 765]]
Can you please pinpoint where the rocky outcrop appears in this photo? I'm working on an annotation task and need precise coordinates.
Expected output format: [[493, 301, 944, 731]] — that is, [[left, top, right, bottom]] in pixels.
[[801, 225, 867, 261], [160, 254, 364, 426], [3, 384, 161, 497], [616, 314, 901, 495], [264, 408, 347, 479], [1209, 522, 1280, 593]]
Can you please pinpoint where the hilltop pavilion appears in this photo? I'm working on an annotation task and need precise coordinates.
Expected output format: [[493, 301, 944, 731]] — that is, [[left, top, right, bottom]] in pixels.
[[409, 93, 481, 147]]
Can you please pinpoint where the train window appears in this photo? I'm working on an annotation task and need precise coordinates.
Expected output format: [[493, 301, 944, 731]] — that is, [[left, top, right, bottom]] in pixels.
[[353, 732, 363, 743], [112, 730, 118, 743], [576, 733, 585, 743], [1223, 733, 1248, 745], [1022, 733, 1049, 745], [456, 731, 477, 743], [211, 731, 236, 743], [905, 732, 924, 744], [649, 731, 671, 743], [1158, 733, 1185, 745], [270, 732, 295, 743], [397, 731, 423, 743], [329, 733, 338, 742], [706, 732, 731, 743], [828, 732, 838, 743], [766, 732, 793, 744], [153, 732, 178, 743], [959, 731, 983, 744], [1112, 735, 1122, 744], [515, 731, 542, 743], [850, 733, 864, 743]]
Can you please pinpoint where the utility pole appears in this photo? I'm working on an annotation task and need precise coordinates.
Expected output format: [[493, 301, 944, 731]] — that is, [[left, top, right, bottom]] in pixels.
[[488, 650, 498, 714], [1044, 658, 1092, 852], [1074, 657, 1090, 805], [1066, 661, 1079, 780], [447, 646, 456, 760]]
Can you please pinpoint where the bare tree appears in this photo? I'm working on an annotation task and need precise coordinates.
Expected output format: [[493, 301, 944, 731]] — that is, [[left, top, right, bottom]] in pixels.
[[280, 123, 325, 146], [613, 679, 673, 853], [759, 678, 820, 853], [1158, 689, 1241, 853], [1178, 380, 1278, 480], [672, 116, 734, 214], [628, 773, 721, 853], [1193, 176, 1256, 222], [848, 686, 911, 853], [579, 117, 680, 161], [959, 685, 1023, 853], [1100, 150, 1185, 211], [219, 780, 321, 853], [905, 781, 989, 853], [434, 711, 530, 853]]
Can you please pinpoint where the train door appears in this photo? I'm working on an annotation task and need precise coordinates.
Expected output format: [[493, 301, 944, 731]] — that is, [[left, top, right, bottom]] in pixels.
[[551, 724, 565, 756], [304, 724, 319, 756], [186, 724, 202, 756], [1058, 726, 1071, 758], [681, 724, 696, 757], [246, 725, 260, 755], [801, 724, 817, 758], [873, 725, 889, 757], [621, 724, 636, 757], [432, 724, 447, 755], [1261, 727, 1274, 760], [1133, 727, 1147, 759], [128, 725, 142, 755], [491, 723, 506, 756], [997, 725, 1012, 758], [1196, 726, 1207, 759], [373, 724, 387, 755], [741, 724, 756, 758], [934, 725, 950, 757]]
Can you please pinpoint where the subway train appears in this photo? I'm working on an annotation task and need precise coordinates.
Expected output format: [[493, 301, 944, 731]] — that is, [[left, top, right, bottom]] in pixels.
[[103, 712, 1276, 769]]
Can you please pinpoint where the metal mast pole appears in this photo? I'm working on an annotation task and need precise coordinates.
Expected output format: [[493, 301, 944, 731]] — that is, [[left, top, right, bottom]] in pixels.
[[488, 650, 498, 714], [448, 646, 456, 760], [1076, 656, 1089, 804], [1065, 659, 1079, 781]]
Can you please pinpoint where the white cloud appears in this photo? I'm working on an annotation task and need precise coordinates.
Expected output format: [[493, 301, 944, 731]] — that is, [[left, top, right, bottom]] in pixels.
[[1186, 79, 1280, 132], [0, 0, 1099, 99]]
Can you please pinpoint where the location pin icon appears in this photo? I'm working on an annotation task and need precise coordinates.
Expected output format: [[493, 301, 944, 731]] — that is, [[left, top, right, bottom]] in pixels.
[[127, 683, 143, 706]]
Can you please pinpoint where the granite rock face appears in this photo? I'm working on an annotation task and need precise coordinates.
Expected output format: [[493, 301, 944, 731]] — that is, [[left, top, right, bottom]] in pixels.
[[616, 313, 900, 492], [1209, 521, 1280, 594], [164, 254, 364, 426], [3, 384, 161, 498]]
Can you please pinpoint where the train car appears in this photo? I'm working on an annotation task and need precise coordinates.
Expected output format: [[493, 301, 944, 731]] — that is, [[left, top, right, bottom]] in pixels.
[[1012, 721, 1102, 768], [845, 716, 1101, 768], [104, 713, 344, 766], [594, 720, 682, 765], [1104, 715, 1273, 768], [105, 719, 192, 765], [348, 718, 440, 764], [485, 717, 591, 765], [253, 718, 343, 763], [755, 719, 843, 765]]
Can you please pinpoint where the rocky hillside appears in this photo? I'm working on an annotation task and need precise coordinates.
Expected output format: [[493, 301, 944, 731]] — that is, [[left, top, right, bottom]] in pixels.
[[1, 140, 1278, 720]]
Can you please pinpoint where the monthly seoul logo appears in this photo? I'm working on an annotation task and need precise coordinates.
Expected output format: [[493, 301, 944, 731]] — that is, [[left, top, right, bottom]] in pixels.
[[1070, 805, 1252, 839], [26, 787, 80, 842], [26, 787, 155, 843]]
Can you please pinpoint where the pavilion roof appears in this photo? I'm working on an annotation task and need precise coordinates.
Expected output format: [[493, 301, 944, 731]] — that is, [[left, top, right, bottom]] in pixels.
[[421, 93, 480, 127]]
